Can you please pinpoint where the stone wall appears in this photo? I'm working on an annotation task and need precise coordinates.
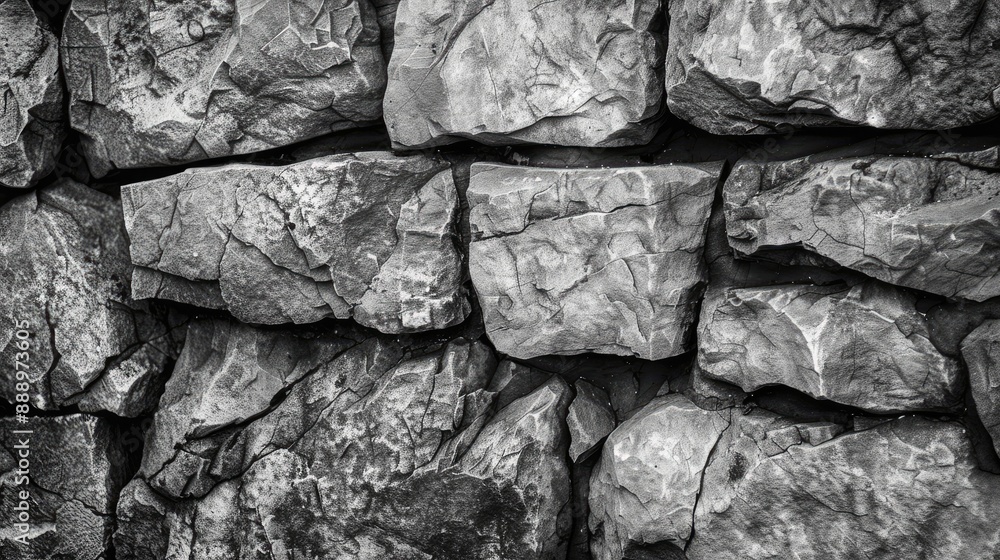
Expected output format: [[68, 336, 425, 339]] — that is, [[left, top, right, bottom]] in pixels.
[[2, 0, 1000, 558]]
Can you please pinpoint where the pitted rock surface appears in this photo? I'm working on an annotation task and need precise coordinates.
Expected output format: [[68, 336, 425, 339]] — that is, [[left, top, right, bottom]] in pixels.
[[0, 415, 128, 560], [468, 162, 720, 360], [121, 152, 469, 332], [0, 181, 179, 416]]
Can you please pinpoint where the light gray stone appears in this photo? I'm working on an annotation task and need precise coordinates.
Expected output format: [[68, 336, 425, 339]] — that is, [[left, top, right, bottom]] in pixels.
[[698, 281, 963, 414], [62, 0, 386, 176], [383, 0, 664, 149], [724, 150, 1000, 301], [588, 394, 730, 560], [666, 0, 1000, 134], [121, 152, 469, 333], [0, 181, 179, 416], [468, 162, 720, 360], [0, 0, 65, 188]]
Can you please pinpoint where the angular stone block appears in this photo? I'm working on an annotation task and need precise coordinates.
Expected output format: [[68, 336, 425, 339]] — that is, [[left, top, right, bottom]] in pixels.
[[121, 152, 469, 332], [0, 181, 179, 416], [688, 415, 1000, 559], [666, 0, 1000, 134], [698, 281, 963, 414], [468, 162, 720, 360], [724, 149, 1000, 301], [115, 320, 572, 560], [384, 0, 664, 149], [589, 394, 729, 559], [62, 0, 387, 176], [0, 0, 65, 188]]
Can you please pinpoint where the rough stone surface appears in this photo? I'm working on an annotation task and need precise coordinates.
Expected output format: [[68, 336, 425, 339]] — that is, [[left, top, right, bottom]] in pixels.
[[0, 181, 179, 416], [115, 319, 572, 559], [688, 415, 1000, 559], [698, 281, 963, 414], [121, 152, 469, 332], [666, 0, 1000, 134], [468, 162, 720, 360], [567, 380, 616, 463], [962, 320, 1000, 457], [383, 0, 664, 149], [61, 0, 387, 176], [589, 394, 729, 560], [724, 150, 1000, 301], [0, 415, 128, 560], [0, 0, 65, 188]]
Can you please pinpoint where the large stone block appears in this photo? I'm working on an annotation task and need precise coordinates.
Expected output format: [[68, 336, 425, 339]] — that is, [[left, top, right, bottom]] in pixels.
[[724, 149, 1000, 301], [697, 281, 963, 414], [121, 152, 469, 332], [115, 320, 572, 560], [383, 0, 664, 149], [666, 0, 1000, 134], [468, 162, 720, 360], [61, 0, 386, 176], [688, 415, 1000, 559]]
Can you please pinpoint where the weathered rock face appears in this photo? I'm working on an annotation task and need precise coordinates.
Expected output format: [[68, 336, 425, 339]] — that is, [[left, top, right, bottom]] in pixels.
[[61, 0, 386, 176], [589, 394, 730, 560], [0, 181, 180, 416], [962, 320, 1000, 457], [666, 0, 1000, 134], [0, 415, 128, 560], [121, 152, 469, 332], [116, 319, 572, 559], [0, 0, 65, 188], [698, 281, 963, 414], [724, 150, 1000, 301], [468, 162, 720, 360], [383, 0, 664, 149], [688, 416, 1000, 559]]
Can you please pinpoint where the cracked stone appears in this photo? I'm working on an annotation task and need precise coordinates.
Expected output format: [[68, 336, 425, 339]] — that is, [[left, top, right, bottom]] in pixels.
[[697, 280, 964, 414], [724, 149, 1000, 301], [468, 162, 721, 360], [688, 415, 1000, 559], [0, 414, 128, 560], [0, 181, 181, 416], [383, 0, 665, 149], [61, 0, 387, 176], [666, 0, 1000, 134], [588, 394, 730, 560], [115, 319, 572, 559], [0, 0, 65, 188], [121, 152, 469, 333], [962, 319, 1000, 458], [567, 380, 616, 463]]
